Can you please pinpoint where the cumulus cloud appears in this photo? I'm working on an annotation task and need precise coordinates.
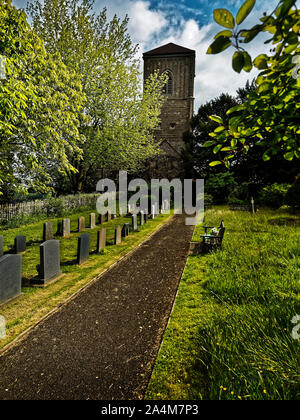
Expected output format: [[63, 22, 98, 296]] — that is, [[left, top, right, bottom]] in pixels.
[[127, 1, 167, 43]]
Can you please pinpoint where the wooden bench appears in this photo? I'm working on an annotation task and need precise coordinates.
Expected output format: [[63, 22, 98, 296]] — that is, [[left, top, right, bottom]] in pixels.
[[200, 220, 225, 253], [189, 221, 225, 255]]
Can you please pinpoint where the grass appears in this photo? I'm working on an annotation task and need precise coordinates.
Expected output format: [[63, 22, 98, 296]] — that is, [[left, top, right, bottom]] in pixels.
[[145, 207, 300, 400], [0, 208, 173, 350]]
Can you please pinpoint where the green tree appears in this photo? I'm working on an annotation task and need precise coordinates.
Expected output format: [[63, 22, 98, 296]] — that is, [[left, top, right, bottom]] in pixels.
[[0, 0, 84, 197], [206, 0, 300, 167], [28, 0, 166, 192]]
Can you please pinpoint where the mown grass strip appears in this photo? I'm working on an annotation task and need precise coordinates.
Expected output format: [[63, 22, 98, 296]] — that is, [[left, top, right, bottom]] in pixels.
[[0, 209, 173, 350], [146, 207, 300, 400]]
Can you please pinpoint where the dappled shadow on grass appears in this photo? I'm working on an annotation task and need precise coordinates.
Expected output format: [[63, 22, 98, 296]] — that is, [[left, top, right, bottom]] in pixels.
[[268, 217, 300, 226]]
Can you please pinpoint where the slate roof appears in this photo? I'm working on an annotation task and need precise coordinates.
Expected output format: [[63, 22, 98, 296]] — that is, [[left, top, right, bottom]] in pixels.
[[143, 42, 195, 57]]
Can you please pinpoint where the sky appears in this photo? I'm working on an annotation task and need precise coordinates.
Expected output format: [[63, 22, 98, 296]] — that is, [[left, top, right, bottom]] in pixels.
[[12, 0, 288, 109]]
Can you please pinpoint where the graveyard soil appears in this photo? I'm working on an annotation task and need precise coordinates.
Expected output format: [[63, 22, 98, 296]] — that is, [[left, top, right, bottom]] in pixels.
[[0, 213, 194, 400]]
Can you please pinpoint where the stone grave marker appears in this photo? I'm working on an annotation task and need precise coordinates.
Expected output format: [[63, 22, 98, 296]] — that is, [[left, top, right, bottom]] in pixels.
[[0, 236, 3, 257], [62, 218, 71, 237], [43, 221, 53, 242], [78, 216, 85, 232], [140, 211, 144, 226], [144, 213, 148, 224], [56, 220, 63, 236], [107, 211, 111, 222], [77, 233, 90, 265], [114, 226, 122, 245], [89, 213, 96, 229], [98, 213, 105, 225], [15, 235, 26, 253], [151, 204, 156, 219], [132, 214, 138, 231], [122, 223, 130, 237], [96, 229, 106, 253], [0, 254, 22, 304], [38, 240, 62, 285]]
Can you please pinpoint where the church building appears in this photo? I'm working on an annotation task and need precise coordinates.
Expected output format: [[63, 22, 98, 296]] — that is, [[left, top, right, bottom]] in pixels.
[[143, 42, 196, 178]]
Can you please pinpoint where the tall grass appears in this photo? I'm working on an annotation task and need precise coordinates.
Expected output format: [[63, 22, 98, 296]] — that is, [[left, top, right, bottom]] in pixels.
[[146, 207, 300, 400]]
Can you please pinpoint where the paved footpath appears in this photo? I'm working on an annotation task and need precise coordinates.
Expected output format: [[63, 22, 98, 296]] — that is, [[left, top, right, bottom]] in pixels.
[[0, 214, 194, 400]]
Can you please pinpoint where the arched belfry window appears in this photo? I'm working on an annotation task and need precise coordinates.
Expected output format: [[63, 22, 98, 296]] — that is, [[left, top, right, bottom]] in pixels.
[[162, 70, 173, 95]]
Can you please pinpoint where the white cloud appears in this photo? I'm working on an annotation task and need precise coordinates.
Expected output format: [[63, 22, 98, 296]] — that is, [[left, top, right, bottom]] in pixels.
[[127, 1, 167, 43]]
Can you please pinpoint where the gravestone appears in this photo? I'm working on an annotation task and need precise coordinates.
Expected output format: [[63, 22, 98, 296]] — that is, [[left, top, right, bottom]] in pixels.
[[151, 204, 156, 219], [0, 254, 22, 304], [15, 235, 26, 253], [132, 214, 138, 231], [43, 221, 53, 242], [111, 213, 116, 220], [144, 213, 148, 224], [38, 240, 62, 285], [77, 234, 90, 265], [62, 218, 71, 237], [107, 211, 111, 222], [78, 216, 85, 232], [122, 223, 130, 237], [98, 213, 105, 225], [114, 226, 122, 245], [96, 229, 106, 253], [56, 220, 63, 236], [0, 236, 3, 257], [89, 213, 96, 229], [140, 211, 144, 226]]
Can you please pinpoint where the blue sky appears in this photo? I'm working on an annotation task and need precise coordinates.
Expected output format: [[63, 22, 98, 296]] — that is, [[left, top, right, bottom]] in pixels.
[[12, 0, 290, 108]]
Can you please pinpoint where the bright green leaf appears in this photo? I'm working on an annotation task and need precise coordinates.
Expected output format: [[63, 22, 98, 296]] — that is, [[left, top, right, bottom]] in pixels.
[[213, 9, 235, 29], [236, 0, 256, 25]]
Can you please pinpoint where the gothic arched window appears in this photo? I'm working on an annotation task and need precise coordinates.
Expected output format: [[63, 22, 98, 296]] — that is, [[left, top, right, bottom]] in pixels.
[[162, 70, 173, 95]]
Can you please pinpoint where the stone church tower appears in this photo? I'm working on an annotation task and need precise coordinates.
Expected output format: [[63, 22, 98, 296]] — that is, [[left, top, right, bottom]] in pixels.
[[143, 42, 195, 179]]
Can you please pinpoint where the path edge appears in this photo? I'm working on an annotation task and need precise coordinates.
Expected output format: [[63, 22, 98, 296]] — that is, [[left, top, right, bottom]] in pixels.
[[0, 214, 175, 357]]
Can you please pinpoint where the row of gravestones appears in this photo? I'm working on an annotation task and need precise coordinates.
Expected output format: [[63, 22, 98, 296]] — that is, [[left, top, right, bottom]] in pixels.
[[0, 205, 166, 305]]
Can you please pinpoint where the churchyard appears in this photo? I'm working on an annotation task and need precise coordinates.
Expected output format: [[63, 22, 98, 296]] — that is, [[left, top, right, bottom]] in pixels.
[[0, 205, 172, 350], [146, 207, 300, 400]]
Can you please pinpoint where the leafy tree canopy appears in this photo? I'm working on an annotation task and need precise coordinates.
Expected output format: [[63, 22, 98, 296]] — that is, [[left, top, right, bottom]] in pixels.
[[28, 0, 166, 192], [0, 0, 84, 196], [206, 0, 300, 167]]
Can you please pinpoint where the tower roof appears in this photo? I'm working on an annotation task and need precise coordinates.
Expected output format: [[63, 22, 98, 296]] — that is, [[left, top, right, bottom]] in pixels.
[[143, 42, 195, 57]]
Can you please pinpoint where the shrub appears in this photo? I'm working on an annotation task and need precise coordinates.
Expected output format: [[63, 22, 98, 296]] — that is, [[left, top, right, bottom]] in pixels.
[[42, 197, 65, 217], [285, 177, 300, 209], [228, 182, 250, 205], [205, 172, 237, 203], [259, 183, 291, 209]]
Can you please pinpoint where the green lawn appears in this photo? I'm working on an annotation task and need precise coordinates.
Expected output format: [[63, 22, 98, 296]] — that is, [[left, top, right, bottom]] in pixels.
[[0, 208, 172, 350], [146, 207, 300, 400]]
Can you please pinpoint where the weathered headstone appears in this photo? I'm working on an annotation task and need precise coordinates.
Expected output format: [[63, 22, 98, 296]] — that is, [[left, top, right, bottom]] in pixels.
[[151, 204, 156, 219], [43, 221, 53, 242], [56, 220, 63, 236], [78, 216, 85, 232], [0, 236, 3, 257], [38, 240, 62, 284], [140, 211, 144, 226], [114, 226, 122, 245], [132, 214, 138, 231], [89, 213, 96, 229], [122, 223, 130, 237], [15, 235, 26, 254], [107, 211, 111, 222], [96, 229, 106, 253], [62, 218, 71, 237], [144, 213, 148, 224], [77, 233, 90, 265], [0, 254, 22, 304], [98, 213, 105, 225]]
